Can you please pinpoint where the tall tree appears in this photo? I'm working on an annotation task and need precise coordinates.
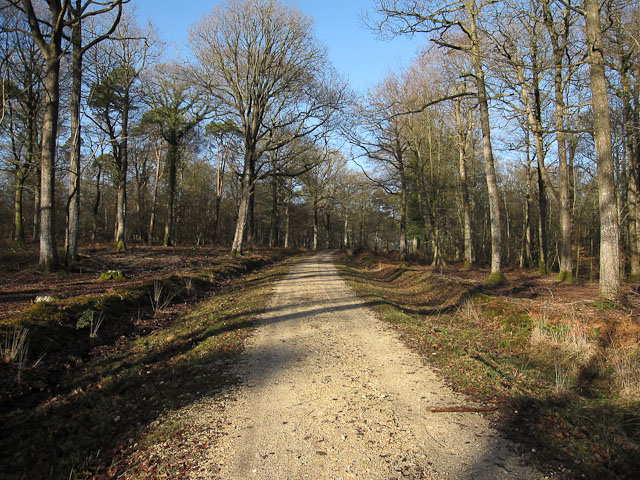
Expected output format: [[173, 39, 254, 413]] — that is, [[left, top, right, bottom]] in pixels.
[[373, 0, 505, 281], [87, 14, 154, 251], [583, 0, 620, 299], [64, 0, 124, 263], [1, 9, 44, 248], [142, 63, 209, 246], [540, 0, 578, 281], [6, 0, 70, 270], [348, 73, 411, 263], [190, 0, 347, 256]]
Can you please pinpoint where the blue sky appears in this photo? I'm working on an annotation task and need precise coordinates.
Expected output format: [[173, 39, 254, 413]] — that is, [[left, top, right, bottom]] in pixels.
[[134, 0, 423, 94]]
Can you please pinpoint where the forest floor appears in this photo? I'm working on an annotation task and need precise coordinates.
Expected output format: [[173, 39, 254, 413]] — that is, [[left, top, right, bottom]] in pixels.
[[0, 243, 302, 479], [0, 245, 638, 479], [340, 250, 640, 479]]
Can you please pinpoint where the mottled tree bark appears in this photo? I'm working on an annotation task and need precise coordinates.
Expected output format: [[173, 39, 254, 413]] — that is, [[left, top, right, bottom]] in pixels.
[[468, 2, 502, 281], [65, 5, 82, 263], [541, 0, 574, 281], [39, 54, 61, 271], [584, 0, 620, 299]]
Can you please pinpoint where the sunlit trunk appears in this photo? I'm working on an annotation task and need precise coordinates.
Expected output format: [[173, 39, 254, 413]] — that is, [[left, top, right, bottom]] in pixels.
[[114, 93, 129, 251], [468, 2, 502, 280], [231, 149, 254, 256], [312, 200, 319, 250], [584, 0, 620, 299], [65, 11, 82, 263]]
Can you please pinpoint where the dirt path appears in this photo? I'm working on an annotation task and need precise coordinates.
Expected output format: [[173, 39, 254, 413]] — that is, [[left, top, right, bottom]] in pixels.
[[195, 252, 545, 479]]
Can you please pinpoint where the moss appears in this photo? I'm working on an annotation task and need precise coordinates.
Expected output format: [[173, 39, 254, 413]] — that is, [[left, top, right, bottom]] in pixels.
[[463, 260, 473, 269], [537, 260, 547, 276], [99, 270, 125, 281], [21, 301, 66, 326], [593, 300, 624, 311], [113, 241, 126, 252], [556, 270, 575, 283], [487, 271, 506, 285]]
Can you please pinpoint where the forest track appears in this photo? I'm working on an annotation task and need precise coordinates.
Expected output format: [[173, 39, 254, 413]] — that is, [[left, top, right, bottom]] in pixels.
[[191, 251, 545, 479]]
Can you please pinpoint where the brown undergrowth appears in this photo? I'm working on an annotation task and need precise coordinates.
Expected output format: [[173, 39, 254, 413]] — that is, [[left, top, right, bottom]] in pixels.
[[340, 251, 640, 480], [0, 245, 303, 479]]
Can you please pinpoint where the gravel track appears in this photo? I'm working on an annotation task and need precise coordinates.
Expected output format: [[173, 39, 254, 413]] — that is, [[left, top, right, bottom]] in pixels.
[[194, 252, 544, 479]]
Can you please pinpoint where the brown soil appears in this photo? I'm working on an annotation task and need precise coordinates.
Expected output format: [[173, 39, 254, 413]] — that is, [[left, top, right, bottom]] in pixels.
[[0, 243, 247, 319]]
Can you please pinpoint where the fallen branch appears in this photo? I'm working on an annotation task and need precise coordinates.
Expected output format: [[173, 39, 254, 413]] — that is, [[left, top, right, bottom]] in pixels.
[[429, 406, 498, 413]]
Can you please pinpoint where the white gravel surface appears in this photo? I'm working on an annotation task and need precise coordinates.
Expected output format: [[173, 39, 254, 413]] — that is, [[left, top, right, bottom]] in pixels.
[[193, 252, 545, 479]]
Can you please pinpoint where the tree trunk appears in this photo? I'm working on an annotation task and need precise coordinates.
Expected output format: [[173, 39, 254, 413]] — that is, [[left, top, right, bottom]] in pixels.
[[114, 94, 129, 251], [65, 11, 82, 263], [247, 181, 256, 249], [284, 187, 291, 249], [399, 168, 407, 263], [39, 51, 61, 271], [33, 162, 40, 243], [584, 0, 620, 299], [343, 216, 349, 249], [163, 140, 178, 246], [313, 200, 319, 250], [14, 171, 26, 248], [212, 145, 225, 245], [114, 164, 127, 251], [537, 158, 548, 274], [468, 3, 502, 281], [523, 142, 533, 268], [541, 0, 574, 281], [269, 172, 279, 248], [92, 164, 102, 242], [455, 99, 473, 267], [416, 186, 430, 264], [231, 149, 254, 256], [553, 68, 574, 282], [325, 211, 331, 249], [149, 143, 161, 245]]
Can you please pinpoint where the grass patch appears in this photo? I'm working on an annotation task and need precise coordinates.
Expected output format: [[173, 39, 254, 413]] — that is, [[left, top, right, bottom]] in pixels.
[[340, 251, 640, 480]]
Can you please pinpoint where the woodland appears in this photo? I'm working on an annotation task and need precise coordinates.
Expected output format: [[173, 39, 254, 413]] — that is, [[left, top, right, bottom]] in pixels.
[[1, 1, 640, 478], [0, 0, 639, 301]]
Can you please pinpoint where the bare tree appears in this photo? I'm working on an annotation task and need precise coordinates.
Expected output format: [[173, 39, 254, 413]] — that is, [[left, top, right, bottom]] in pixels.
[[540, 0, 580, 281], [300, 148, 345, 250], [1, 9, 44, 248], [190, 0, 347, 256], [205, 119, 241, 245], [86, 14, 155, 251], [64, 0, 124, 263], [5, 0, 70, 270], [142, 62, 210, 246], [372, 0, 505, 281], [583, 0, 620, 299], [348, 73, 411, 263]]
